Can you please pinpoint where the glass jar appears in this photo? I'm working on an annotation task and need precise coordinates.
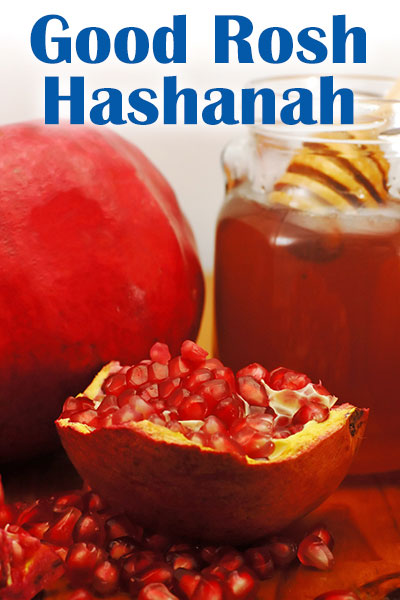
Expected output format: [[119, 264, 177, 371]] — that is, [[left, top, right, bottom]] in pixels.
[[215, 76, 400, 474]]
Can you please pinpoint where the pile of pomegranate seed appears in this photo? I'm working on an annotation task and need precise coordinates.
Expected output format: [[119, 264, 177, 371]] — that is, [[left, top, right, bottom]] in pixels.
[[60, 340, 337, 461], [0, 479, 336, 599]]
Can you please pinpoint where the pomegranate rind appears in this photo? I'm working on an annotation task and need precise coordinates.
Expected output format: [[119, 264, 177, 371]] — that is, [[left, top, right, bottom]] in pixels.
[[57, 364, 368, 545]]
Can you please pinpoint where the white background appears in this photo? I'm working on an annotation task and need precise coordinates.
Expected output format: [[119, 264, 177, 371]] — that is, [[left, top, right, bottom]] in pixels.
[[1, 0, 399, 270]]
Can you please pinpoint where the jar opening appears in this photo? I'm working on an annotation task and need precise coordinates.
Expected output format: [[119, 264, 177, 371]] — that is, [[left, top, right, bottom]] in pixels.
[[248, 75, 400, 146]]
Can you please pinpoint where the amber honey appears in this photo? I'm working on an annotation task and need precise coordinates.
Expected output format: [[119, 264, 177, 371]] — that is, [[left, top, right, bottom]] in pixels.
[[215, 188, 400, 473]]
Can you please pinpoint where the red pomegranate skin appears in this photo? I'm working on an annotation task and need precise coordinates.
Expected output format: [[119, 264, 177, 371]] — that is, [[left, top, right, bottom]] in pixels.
[[0, 122, 204, 462]]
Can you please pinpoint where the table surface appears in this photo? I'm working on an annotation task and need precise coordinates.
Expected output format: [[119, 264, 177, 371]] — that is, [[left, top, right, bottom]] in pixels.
[[3, 276, 400, 600]]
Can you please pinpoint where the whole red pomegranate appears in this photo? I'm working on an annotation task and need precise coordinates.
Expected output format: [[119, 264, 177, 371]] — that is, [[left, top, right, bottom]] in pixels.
[[0, 122, 204, 462]]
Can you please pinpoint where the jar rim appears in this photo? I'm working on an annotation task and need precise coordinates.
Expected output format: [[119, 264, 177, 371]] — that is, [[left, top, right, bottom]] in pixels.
[[247, 74, 400, 145]]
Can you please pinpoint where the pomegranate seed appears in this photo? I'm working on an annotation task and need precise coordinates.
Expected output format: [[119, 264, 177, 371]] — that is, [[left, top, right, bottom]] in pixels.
[[187, 431, 209, 446], [267, 537, 297, 567], [175, 569, 202, 598], [159, 378, 181, 399], [17, 500, 51, 526], [226, 567, 258, 599], [237, 377, 269, 407], [205, 358, 224, 371], [166, 388, 190, 409], [69, 409, 98, 426], [209, 433, 243, 455], [108, 536, 138, 560], [44, 507, 82, 546], [153, 399, 167, 413], [73, 513, 103, 545], [103, 373, 127, 395], [201, 565, 228, 582], [219, 550, 244, 571], [97, 414, 113, 427], [181, 340, 208, 363], [127, 364, 149, 387], [65, 542, 100, 584], [67, 589, 94, 600], [244, 546, 274, 580], [309, 525, 334, 550], [92, 560, 120, 595], [273, 429, 291, 439], [123, 550, 159, 577], [105, 515, 132, 541], [83, 491, 108, 513], [112, 404, 139, 425], [25, 521, 50, 539], [132, 396, 156, 418], [293, 402, 329, 425], [214, 396, 245, 428], [241, 433, 275, 459], [168, 420, 188, 434], [98, 395, 119, 415], [313, 382, 331, 396], [289, 424, 304, 434], [149, 362, 169, 382], [139, 583, 179, 600], [139, 562, 174, 587], [200, 546, 221, 564], [120, 553, 139, 585], [185, 369, 214, 392], [178, 395, 208, 420], [275, 415, 290, 427], [150, 342, 172, 365], [237, 363, 269, 383], [0, 505, 14, 528], [192, 576, 225, 600], [314, 592, 359, 600], [269, 367, 311, 390], [298, 534, 334, 570], [230, 422, 258, 448], [169, 356, 192, 378], [166, 552, 200, 571], [214, 367, 236, 392], [139, 383, 160, 401], [117, 389, 138, 407], [9, 538, 25, 563], [4, 524, 21, 534], [201, 416, 227, 436], [148, 413, 167, 426], [198, 379, 230, 410], [63, 396, 94, 413], [245, 413, 274, 434]]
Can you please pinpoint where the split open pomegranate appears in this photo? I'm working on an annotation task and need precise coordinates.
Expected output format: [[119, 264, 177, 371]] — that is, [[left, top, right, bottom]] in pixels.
[[56, 341, 367, 545]]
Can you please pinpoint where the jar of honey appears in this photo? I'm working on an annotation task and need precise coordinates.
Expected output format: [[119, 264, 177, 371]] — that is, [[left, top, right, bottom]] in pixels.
[[215, 76, 400, 474]]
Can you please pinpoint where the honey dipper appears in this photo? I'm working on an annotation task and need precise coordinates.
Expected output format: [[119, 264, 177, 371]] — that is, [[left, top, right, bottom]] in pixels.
[[267, 79, 400, 212]]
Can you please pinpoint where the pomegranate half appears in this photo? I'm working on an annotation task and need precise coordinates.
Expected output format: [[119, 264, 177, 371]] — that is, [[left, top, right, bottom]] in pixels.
[[0, 122, 203, 462], [57, 342, 367, 545]]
